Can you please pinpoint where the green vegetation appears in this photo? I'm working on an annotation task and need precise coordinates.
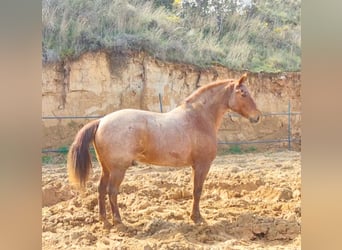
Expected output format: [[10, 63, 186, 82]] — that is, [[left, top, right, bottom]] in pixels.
[[228, 145, 258, 154], [58, 146, 69, 155], [41, 146, 98, 164], [42, 0, 300, 72], [42, 153, 67, 164], [219, 145, 257, 155], [42, 146, 69, 164], [228, 145, 243, 154], [42, 155, 53, 164]]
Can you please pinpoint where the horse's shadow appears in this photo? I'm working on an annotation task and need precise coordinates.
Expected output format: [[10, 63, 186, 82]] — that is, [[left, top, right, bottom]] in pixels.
[[107, 212, 300, 247]]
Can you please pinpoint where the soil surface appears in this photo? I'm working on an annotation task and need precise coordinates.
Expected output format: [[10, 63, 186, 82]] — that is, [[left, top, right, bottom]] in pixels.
[[42, 151, 301, 249]]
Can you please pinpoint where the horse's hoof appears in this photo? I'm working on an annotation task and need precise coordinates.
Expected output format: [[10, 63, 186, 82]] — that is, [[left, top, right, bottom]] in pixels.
[[103, 220, 112, 229], [113, 218, 123, 225], [116, 223, 129, 232], [191, 214, 205, 224]]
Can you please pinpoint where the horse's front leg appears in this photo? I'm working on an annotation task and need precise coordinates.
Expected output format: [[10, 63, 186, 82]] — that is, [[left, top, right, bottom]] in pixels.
[[191, 163, 211, 223]]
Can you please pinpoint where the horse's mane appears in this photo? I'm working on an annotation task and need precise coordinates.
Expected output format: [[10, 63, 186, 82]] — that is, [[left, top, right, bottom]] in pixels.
[[184, 79, 234, 104]]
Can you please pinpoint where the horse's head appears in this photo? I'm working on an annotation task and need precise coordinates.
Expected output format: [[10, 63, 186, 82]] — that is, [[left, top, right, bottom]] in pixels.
[[228, 74, 261, 123]]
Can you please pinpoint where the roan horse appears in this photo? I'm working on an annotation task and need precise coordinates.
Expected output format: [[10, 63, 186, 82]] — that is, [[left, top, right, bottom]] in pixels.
[[67, 73, 261, 227]]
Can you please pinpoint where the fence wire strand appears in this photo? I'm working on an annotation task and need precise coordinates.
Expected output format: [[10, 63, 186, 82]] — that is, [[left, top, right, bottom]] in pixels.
[[42, 103, 300, 154]]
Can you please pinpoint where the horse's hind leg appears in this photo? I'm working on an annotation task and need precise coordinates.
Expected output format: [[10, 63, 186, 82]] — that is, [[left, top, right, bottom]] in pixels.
[[108, 167, 127, 225], [98, 167, 111, 228]]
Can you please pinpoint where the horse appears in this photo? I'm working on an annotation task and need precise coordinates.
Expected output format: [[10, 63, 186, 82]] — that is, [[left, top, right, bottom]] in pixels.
[[67, 73, 261, 227]]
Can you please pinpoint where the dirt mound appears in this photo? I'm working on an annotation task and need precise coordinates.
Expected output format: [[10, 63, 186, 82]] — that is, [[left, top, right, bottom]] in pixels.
[[42, 151, 301, 249]]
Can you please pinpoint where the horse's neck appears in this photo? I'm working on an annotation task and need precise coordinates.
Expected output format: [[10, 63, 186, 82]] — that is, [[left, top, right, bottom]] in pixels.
[[184, 83, 233, 132]]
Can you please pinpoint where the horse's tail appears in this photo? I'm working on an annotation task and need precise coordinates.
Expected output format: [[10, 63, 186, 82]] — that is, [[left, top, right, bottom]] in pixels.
[[67, 119, 100, 188]]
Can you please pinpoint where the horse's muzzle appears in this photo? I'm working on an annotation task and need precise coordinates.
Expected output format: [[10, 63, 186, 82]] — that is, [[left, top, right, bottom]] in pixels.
[[249, 111, 261, 123], [249, 116, 259, 123]]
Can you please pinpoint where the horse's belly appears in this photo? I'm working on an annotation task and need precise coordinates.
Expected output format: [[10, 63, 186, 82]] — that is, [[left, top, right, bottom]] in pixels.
[[137, 152, 190, 167], [136, 142, 191, 167]]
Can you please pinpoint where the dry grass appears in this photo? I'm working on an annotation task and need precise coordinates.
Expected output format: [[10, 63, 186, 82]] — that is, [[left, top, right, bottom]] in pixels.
[[42, 0, 301, 72]]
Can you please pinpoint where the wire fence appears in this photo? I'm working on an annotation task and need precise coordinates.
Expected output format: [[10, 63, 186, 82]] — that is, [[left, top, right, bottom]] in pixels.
[[42, 101, 300, 154], [217, 101, 301, 150]]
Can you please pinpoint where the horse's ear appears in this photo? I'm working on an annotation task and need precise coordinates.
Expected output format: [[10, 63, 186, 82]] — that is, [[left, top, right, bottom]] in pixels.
[[238, 73, 248, 86]]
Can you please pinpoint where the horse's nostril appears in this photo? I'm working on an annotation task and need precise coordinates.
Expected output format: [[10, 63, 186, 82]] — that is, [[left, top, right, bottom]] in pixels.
[[250, 115, 260, 123]]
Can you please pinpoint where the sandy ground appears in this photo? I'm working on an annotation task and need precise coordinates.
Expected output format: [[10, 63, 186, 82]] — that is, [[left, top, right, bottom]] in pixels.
[[42, 151, 301, 249]]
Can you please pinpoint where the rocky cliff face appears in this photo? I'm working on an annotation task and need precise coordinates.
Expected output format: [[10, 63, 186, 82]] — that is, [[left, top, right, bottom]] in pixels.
[[42, 51, 301, 151]]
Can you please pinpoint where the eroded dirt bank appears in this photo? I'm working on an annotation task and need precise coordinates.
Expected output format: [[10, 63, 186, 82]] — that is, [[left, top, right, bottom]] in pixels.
[[42, 151, 301, 249], [42, 51, 301, 151]]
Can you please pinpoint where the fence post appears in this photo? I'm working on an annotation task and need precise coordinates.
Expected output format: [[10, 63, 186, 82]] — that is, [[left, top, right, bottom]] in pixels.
[[159, 93, 163, 113], [288, 100, 291, 150]]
